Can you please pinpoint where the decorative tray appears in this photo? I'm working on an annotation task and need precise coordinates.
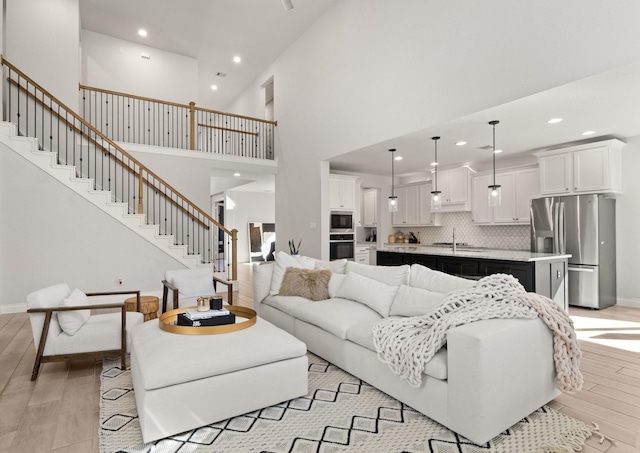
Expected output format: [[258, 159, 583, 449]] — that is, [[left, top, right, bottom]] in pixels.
[[159, 305, 256, 335]]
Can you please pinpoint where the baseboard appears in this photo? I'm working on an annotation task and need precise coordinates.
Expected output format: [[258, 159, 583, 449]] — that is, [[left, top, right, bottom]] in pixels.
[[617, 297, 640, 308], [1, 303, 27, 314]]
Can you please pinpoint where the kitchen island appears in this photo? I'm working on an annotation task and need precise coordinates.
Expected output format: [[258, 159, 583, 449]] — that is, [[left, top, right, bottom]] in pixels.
[[377, 245, 571, 309]]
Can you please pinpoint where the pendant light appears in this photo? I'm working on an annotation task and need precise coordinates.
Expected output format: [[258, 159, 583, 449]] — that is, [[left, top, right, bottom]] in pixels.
[[488, 120, 502, 207], [430, 136, 442, 210], [388, 148, 398, 212]]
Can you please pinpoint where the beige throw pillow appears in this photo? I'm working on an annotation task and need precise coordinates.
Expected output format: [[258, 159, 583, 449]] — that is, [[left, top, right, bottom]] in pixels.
[[279, 268, 331, 301]]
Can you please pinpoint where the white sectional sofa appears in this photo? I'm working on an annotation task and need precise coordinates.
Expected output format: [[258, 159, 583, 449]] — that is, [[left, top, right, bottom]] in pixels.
[[253, 253, 561, 445]]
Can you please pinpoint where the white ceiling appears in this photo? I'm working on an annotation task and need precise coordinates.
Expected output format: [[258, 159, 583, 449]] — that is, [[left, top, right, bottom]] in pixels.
[[79, 0, 640, 184], [79, 0, 338, 109], [329, 60, 640, 177]]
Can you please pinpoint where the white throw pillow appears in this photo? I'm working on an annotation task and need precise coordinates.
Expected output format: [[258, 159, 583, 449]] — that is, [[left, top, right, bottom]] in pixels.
[[328, 273, 347, 298], [315, 258, 347, 274], [390, 284, 447, 317], [269, 251, 316, 295], [345, 261, 410, 286], [170, 270, 215, 298], [409, 264, 476, 293], [336, 272, 399, 317], [57, 289, 91, 336]]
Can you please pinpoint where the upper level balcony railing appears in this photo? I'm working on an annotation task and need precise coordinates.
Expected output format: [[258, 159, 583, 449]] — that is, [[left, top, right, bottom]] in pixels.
[[79, 85, 276, 160]]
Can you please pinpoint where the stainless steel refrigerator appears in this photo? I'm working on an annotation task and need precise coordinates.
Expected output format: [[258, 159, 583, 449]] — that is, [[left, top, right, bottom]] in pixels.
[[530, 194, 616, 309]]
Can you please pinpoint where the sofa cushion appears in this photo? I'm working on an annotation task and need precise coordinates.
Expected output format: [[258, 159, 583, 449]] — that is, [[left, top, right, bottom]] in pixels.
[[409, 264, 476, 293], [57, 289, 91, 336], [253, 262, 275, 304], [390, 285, 446, 317], [263, 295, 313, 314], [346, 318, 449, 381], [346, 261, 410, 286], [290, 298, 381, 339], [315, 258, 348, 274], [270, 251, 316, 296], [328, 273, 346, 298], [336, 272, 399, 317], [279, 268, 331, 301]]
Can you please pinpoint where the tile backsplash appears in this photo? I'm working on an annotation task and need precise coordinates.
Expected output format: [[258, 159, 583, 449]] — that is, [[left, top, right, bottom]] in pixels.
[[396, 212, 531, 251]]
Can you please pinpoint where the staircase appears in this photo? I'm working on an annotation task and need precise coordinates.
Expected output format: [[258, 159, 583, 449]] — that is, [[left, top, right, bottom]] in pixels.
[[1, 57, 238, 281], [0, 121, 205, 269]]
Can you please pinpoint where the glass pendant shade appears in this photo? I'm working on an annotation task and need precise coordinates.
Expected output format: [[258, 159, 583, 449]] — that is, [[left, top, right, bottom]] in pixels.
[[488, 185, 502, 207], [487, 120, 502, 207], [388, 196, 398, 212], [430, 190, 442, 210]]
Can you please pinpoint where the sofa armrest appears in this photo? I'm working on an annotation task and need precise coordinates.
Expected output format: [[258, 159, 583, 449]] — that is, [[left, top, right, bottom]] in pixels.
[[252, 262, 275, 309], [446, 317, 559, 445]]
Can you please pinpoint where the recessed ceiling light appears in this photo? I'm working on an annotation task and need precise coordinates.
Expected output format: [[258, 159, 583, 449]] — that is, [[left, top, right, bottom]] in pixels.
[[138, 29, 148, 37], [493, 149, 503, 154], [233, 56, 242, 64], [211, 85, 218, 90], [582, 130, 596, 136], [547, 118, 563, 124], [394, 156, 403, 161], [455, 141, 467, 146], [233, 172, 241, 177]]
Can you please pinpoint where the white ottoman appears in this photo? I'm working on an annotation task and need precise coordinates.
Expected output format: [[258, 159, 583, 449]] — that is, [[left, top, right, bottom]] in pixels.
[[130, 317, 308, 443]]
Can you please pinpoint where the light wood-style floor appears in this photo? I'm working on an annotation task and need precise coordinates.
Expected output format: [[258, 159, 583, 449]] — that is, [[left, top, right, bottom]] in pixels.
[[0, 264, 638, 452]]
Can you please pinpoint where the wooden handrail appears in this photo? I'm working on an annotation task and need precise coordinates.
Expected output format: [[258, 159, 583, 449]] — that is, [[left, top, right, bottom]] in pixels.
[[79, 83, 278, 126], [2, 57, 230, 236], [12, 79, 211, 230], [198, 123, 259, 137]]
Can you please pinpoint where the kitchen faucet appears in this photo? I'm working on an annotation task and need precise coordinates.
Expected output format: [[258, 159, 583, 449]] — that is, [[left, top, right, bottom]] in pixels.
[[452, 227, 456, 252]]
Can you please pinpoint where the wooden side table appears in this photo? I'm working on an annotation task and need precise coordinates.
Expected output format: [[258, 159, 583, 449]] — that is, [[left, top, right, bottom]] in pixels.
[[125, 295, 159, 322]]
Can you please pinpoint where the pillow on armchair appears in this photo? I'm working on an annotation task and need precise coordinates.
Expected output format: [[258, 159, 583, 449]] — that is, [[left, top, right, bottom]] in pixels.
[[57, 289, 91, 336]]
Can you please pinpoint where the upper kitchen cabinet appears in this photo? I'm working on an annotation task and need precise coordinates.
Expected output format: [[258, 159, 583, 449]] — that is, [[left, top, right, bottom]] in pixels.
[[362, 188, 378, 227], [534, 139, 624, 196], [437, 167, 471, 211], [392, 185, 420, 226], [329, 175, 357, 210], [472, 167, 539, 225]]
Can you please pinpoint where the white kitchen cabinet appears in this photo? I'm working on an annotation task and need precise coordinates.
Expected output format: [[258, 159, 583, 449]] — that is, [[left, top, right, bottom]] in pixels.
[[329, 175, 357, 210], [471, 174, 492, 224], [392, 185, 419, 226], [472, 167, 539, 225], [435, 167, 471, 211], [418, 183, 442, 226], [354, 245, 370, 265], [362, 188, 378, 227], [535, 139, 624, 196]]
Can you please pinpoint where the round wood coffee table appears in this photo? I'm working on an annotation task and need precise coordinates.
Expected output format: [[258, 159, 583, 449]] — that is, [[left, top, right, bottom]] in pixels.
[[125, 295, 159, 322]]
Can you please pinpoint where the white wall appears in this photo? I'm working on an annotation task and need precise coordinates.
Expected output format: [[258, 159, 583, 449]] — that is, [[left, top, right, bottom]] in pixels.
[[616, 136, 640, 306], [228, 0, 640, 263], [224, 190, 275, 263], [0, 143, 187, 312], [5, 0, 80, 110], [81, 30, 198, 104]]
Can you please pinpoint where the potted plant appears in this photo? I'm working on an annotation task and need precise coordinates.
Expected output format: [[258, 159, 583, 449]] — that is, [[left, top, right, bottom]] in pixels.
[[288, 239, 302, 257]]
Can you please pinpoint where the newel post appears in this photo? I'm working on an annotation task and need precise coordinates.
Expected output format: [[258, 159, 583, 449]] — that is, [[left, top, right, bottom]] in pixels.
[[231, 229, 238, 281], [189, 101, 196, 150], [137, 168, 144, 214]]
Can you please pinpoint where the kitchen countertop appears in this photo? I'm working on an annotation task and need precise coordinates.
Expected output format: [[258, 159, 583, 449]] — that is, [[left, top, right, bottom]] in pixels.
[[378, 244, 571, 262]]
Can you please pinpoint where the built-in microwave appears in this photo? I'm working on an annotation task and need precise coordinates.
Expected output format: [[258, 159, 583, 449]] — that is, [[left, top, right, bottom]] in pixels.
[[330, 211, 354, 232]]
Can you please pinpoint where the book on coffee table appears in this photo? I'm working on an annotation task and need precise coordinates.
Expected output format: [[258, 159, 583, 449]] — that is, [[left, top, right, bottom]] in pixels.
[[185, 308, 230, 320], [177, 312, 236, 327]]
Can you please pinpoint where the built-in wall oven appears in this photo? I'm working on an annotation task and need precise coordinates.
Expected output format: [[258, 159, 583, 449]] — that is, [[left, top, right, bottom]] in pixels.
[[330, 233, 355, 260]]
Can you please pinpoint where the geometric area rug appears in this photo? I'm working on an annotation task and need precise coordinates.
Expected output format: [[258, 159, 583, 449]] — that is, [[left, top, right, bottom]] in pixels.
[[99, 353, 593, 453]]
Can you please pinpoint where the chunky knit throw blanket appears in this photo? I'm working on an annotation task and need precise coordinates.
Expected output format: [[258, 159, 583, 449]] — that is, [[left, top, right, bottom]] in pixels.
[[372, 274, 583, 393]]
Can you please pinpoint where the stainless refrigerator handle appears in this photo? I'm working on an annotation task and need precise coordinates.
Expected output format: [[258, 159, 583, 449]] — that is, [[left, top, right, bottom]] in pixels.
[[568, 267, 594, 273], [553, 203, 559, 253], [558, 201, 565, 254]]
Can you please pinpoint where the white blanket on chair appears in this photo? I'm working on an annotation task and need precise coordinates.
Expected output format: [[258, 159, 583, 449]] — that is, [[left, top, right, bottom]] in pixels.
[[372, 274, 583, 393]]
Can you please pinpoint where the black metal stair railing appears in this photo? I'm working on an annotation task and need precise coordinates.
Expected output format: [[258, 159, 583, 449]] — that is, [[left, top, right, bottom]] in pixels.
[[2, 57, 238, 278], [79, 85, 276, 160]]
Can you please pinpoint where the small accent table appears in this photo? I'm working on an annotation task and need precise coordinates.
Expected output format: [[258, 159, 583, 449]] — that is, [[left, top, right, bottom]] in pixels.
[[125, 295, 159, 322]]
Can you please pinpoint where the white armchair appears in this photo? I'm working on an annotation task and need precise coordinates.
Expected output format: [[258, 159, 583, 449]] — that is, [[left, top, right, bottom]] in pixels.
[[161, 268, 233, 313], [26, 283, 144, 380]]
